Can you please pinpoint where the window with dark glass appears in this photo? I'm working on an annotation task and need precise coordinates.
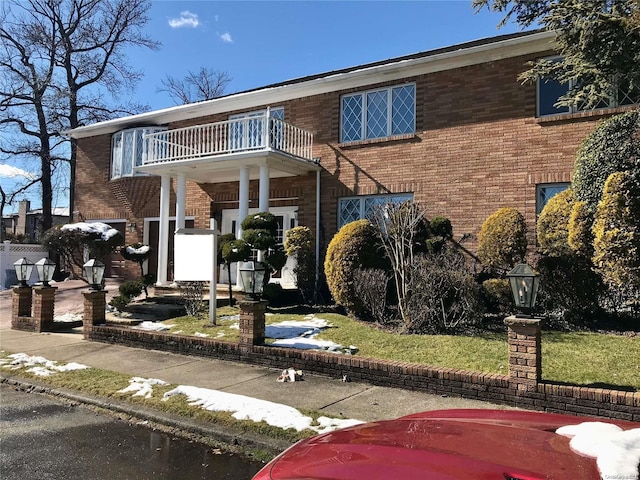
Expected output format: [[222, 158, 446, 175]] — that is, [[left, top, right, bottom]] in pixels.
[[341, 84, 415, 142]]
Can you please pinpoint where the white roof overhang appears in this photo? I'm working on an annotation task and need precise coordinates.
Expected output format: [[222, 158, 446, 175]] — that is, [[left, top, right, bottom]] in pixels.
[[67, 31, 555, 139]]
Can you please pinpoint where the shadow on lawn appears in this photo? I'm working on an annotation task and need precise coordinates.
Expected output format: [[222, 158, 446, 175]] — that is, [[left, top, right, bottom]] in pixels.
[[542, 379, 638, 393]]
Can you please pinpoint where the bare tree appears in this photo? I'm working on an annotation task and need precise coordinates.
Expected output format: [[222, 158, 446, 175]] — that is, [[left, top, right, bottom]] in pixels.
[[158, 67, 231, 105], [373, 201, 428, 329], [0, 0, 159, 230]]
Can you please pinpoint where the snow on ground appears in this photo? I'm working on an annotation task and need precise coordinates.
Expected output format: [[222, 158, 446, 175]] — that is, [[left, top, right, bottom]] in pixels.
[[0, 353, 89, 376], [266, 315, 358, 354], [54, 313, 83, 323], [162, 384, 363, 433], [117, 377, 168, 399], [133, 321, 175, 332], [557, 422, 640, 480]]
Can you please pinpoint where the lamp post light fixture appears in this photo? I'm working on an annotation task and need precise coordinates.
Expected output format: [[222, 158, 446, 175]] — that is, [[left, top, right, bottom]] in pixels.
[[35, 257, 56, 286], [13, 257, 34, 287], [83, 259, 106, 290], [506, 263, 540, 318], [238, 261, 268, 300]]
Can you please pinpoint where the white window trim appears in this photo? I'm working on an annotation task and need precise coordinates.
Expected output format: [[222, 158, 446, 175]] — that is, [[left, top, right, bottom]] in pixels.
[[340, 83, 416, 142]]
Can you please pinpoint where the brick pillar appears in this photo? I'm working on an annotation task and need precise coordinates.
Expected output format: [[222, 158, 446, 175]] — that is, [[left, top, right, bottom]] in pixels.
[[82, 289, 106, 339], [238, 300, 267, 346], [505, 316, 542, 391], [32, 286, 57, 333], [11, 286, 33, 331]]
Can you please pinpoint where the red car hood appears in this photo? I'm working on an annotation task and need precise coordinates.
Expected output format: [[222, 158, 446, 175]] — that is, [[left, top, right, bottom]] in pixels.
[[262, 409, 639, 480]]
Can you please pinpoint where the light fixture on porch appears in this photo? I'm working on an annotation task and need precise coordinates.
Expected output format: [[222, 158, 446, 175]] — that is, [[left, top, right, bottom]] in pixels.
[[13, 257, 34, 287], [506, 263, 540, 318], [238, 261, 268, 300], [128, 222, 137, 233], [83, 259, 106, 290], [35, 257, 56, 286]]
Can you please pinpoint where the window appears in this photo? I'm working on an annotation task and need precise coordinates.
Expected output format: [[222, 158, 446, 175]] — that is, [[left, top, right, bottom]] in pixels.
[[536, 183, 570, 214], [341, 84, 415, 142], [338, 193, 413, 228], [537, 58, 640, 117], [111, 127, 165, 179], [229, 107, 284, 151]]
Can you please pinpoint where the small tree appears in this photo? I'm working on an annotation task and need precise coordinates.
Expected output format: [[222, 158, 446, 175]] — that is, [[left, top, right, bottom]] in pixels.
[[41, 222, 123, 280], [284, 226, 316, 304], [120, 243, 152, 297], [220, 237, 251, 306]]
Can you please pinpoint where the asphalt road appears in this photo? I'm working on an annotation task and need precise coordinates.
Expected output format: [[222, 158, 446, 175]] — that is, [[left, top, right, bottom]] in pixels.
[[0, 384, 264, 480]]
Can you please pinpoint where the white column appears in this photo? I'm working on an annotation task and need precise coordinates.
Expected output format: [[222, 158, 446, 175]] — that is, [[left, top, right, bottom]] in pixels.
[[238, 166, 250, 238], [156, 175, 171, 286], [176, 174, 186, 230], [259, 164, 270, 212]]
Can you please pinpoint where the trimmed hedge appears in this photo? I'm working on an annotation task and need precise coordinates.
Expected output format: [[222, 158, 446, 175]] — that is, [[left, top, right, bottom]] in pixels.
[[324, 220, 385, 316], [477, 207, 528, 271], [537, 188, 574, 256]]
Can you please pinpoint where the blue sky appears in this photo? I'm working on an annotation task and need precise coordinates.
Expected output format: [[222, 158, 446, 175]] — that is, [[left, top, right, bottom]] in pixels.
[[1, 0, 524, 213]]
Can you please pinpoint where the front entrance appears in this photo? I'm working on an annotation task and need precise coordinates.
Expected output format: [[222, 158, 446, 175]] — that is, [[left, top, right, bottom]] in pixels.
[[219, 207, 297, 287]]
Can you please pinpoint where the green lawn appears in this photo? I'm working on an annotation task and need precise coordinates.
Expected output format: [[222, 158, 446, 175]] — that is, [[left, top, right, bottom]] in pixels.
[[160, 308, 640, 390]]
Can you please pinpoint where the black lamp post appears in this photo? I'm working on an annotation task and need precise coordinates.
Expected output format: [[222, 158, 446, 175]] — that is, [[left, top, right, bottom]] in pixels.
[[506, 263, 540, 318], [83, 259, 106, 290], [35, 257, 56, 286], [238, 261, 268, 300], [13, 257, 34, 287]]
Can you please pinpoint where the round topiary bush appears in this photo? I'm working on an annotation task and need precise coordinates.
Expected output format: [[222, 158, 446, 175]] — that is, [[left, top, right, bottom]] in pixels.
[[573, 110, 640, 212], [324, 220, 385, 317], [536, 188, 575, 256], [481, 278, 513, 314], [477, 207, 528, 271]]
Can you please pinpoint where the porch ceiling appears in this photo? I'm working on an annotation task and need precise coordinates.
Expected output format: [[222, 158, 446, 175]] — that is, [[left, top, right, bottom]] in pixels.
[[134, 150, 320, 184]]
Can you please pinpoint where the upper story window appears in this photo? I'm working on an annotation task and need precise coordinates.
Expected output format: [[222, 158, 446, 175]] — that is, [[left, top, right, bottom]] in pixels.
[[338, 193, 413, 229], [341, 84, 416, 142], [229, 107, 284, 150], [111, 127, 165, 179], [537, 57, 640, 117]]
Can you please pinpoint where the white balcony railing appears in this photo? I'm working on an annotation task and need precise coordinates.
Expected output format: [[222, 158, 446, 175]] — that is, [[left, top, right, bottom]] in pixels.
[[143, 113, 314, 165]]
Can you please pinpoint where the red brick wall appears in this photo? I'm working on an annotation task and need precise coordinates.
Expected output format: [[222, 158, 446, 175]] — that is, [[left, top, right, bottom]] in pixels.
[[86, 325, 640, 421], [75, 51, 634, 277]]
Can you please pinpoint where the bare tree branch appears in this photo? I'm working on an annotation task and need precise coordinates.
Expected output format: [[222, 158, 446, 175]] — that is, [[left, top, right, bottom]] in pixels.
[[158, 67, 231, 105]]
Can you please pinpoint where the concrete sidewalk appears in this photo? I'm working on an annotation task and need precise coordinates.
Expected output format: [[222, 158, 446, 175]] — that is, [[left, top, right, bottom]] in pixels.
[[0, 328, 510, 424]]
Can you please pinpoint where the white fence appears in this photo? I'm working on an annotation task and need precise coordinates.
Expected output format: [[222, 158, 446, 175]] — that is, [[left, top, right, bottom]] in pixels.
[[0, 242, 49, 289]]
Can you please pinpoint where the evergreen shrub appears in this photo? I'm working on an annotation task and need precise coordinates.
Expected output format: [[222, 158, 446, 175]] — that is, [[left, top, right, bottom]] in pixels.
[[536, 188, 574, 256], [477, 207, 528, 271], [567, 200, 595, 258], [284, 226, 316, 304], [481, 278, 512, 314], [324, 220, 385, 317], [573, 110, 640, 211], [592, 170, 640, 307]]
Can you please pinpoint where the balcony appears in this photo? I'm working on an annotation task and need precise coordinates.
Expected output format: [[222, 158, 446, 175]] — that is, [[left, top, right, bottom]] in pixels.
[[137, 113, 317, 183]]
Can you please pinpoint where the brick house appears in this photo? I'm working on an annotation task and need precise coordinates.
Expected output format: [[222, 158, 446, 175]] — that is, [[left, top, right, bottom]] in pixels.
[[66, 29, 639, 285]]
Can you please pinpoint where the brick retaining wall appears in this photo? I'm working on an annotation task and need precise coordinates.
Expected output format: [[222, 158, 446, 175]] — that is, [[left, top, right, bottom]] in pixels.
[[87, 325, 640, 421]]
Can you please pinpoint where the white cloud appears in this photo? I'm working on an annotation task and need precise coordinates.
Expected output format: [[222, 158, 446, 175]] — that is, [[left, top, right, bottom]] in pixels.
[[219, 32, 233, 43], [0, 164, 36, 180], [168, 11, 200, 28], [214, 15, 219, 22]]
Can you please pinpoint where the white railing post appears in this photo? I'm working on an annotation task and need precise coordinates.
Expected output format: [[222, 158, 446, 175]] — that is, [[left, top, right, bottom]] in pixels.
[[265, 107, 271, 149]]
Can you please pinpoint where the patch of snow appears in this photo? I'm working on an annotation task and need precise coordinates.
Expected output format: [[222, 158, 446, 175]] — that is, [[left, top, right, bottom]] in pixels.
[[133, 321, 174, 332], [125, 245, 150, 255], [314, 416, 365, 434], [61, 221, 119, 241], [162, 385, 364, 433], [54, 313, 82, 323], [556, 422, 640, 480], [194, 332, 209, 338], [272, 337, 342, 350], [266, 317, 332, 339], [118, 377, 169, 399], [219, 315, 239, 322], [1, 353, 89, 376]]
